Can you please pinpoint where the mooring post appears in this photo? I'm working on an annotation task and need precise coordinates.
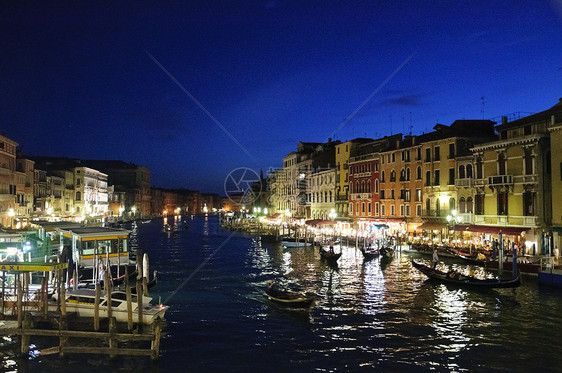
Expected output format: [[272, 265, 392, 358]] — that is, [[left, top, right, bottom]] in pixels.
[[94, 283, 101, 332], [59, 270, 66, 317], [151, 318, 162, 361], [137, 250, 144, 328], [41, 276, 48, 319], [104, 268, 112, 322], [17, 274, 23, 327], [125, 266, 133, 332], [109, 316, 117, 359], [21, 312, 33, 355]]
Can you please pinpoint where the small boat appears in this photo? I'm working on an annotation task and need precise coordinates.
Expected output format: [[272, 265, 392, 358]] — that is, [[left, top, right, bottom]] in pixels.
[[447, 247, 487, 265], [360, 246, 379, 260], [411, 260, 521, 288], [379, 246, 394, 268], [129, 270, 159, 294], [265, 281, 315, 308], [319, 247, 341, 265], [163, 224, 176, 233], [281, 237, 313, 248], [50, 288, 168, 324]]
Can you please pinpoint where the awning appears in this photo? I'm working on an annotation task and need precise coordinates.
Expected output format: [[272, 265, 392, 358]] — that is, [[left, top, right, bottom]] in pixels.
[[416, 222, 447, 231], [465, 225, 528, 235]]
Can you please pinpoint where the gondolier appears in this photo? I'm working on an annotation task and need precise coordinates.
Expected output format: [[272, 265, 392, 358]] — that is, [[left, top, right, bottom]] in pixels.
[[432, 249, 439, 269]]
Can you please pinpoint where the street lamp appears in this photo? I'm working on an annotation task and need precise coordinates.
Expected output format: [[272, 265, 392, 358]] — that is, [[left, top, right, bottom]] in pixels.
[[446, 209, 462, 245]]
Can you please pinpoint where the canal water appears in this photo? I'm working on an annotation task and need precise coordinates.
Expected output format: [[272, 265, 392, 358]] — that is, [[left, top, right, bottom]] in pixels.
[[5, 215, 562, 372]]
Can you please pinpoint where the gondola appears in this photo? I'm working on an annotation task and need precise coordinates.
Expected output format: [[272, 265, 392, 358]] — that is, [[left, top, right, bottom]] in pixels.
[[360, 247, 379, 261], [265, 281, 315, 308], [447, 247, 487, 265], [379, 246, 394, 267], [129, 270, 159, 294], [411, 260, 521, 288], [319, 247, 341, 265]]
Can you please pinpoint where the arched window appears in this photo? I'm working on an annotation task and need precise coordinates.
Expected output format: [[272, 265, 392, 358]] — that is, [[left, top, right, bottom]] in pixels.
[[476, 157, 483, 179], [400, 168, 406, 181], [466, 164, 473, 178], [459, 197, 466, 213], [459, 165, 465, 179], [498, 152, 507, 175], [375, 179, 379, 193], [381, 171, 386, 182], [466, 197, 474, 213], [367, 180, 371, 193], [426, 198, 431, 213], [449, 198, 455, 212], [76, 191, 81, 201], [417, 166, 422, 180], [406, 167, 411, 181], [435, 199, 441, 216]]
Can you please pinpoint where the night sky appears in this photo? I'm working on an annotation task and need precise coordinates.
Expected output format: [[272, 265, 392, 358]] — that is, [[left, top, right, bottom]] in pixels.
[[2, 1, 561, 194]]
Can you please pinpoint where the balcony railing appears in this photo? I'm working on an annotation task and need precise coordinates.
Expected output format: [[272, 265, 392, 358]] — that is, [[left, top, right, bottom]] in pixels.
[[514, 174, 538, 184], [473, 214, 539, 227], [350, 193, 372, 200], [455, 178, 473, 188], [488, 175, 513, 186]]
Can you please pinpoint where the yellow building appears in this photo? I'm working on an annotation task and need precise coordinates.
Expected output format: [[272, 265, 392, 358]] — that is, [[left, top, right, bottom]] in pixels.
[[472, 106, 557, 253], [550, 114, 562, 251], [416, 121, 496, 238]]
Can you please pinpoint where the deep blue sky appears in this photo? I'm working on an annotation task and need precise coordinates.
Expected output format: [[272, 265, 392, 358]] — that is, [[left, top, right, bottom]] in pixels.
[[2, 1, 561, 194]]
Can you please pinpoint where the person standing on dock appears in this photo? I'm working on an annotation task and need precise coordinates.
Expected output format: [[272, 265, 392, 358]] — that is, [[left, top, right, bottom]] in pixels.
[[432, 249, 439, 269]]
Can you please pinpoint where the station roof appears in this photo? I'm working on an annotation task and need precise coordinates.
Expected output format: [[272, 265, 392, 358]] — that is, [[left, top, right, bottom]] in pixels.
[[59, 227, 131, 240]]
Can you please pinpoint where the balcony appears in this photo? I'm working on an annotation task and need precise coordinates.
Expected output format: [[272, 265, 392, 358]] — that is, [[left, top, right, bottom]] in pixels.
[[514, 174, 538, 184], [488, 175, 513, 186], [473, 214, 539, 227], [455, 178, 473, 188], [350, 193, 372, 200], [355, 172, 372, 178]]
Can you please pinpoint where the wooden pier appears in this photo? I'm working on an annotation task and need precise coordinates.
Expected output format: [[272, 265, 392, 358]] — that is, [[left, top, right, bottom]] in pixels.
[[0, 255, 164, 361]]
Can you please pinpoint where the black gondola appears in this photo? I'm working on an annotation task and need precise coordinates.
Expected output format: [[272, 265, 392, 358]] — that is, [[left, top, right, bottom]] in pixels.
[[319, 247, 341, 265], [411, 260, 521, 288], [265, 281, 315, 308], [447, 247, 487, 265], [130, 270, 159, 294], [360, 247, 379, 261]]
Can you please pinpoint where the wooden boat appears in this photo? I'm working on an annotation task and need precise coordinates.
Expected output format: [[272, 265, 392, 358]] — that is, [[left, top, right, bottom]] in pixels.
[[281, 237, 313, 248], [360, 246, 379, 260], [447, 247, 487, 265], [319, 247, 341, 265], [411, 260, 521, 288], [485, 259, 540, 274], [379, 246, 394, 267], [50, 288, 168, 324], [265, 281, 315, 308]]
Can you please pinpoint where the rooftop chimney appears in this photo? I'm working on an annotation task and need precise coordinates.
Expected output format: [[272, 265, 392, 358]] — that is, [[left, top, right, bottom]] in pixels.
[[501, 116, 508, 125]]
